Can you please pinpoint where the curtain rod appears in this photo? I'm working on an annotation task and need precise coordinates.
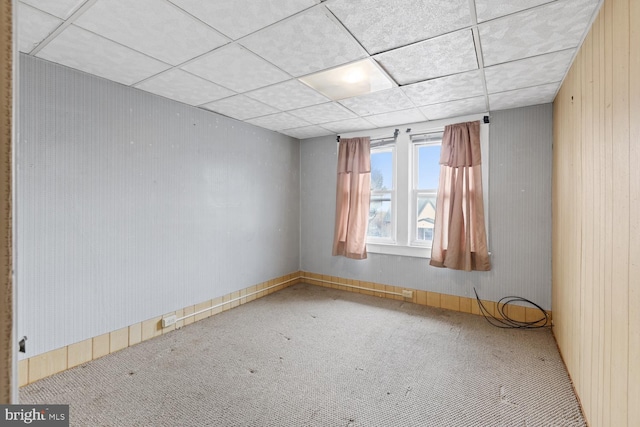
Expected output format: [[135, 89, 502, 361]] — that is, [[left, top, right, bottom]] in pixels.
[[337, 113, 490, 141], [337, 128, 400, 143]]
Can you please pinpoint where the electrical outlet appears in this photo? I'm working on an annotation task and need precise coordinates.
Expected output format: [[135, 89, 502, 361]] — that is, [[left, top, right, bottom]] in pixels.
[[402, 290, 413, 299], [162, 315, 177, 328]]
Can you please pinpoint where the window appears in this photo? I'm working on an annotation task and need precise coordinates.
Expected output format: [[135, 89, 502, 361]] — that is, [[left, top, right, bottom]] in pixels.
[[365, 133, 441, 258], [354, 115, 488, 258], [411, 134, 442, 247], [368, 146, 395, 243]]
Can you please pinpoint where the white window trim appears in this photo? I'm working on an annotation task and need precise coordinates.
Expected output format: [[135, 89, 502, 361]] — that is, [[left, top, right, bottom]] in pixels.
[[339, 113, 490, 259], [367, 242, 433, 258]]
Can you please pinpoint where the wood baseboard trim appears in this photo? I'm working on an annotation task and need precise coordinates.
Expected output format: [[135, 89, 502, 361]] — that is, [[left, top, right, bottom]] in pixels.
[[300, 271, 551, 323], [19, 271, 302, 387]]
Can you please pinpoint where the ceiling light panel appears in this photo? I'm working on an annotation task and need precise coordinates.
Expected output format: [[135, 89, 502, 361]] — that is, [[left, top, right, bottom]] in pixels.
[[326, 0, 471, 54], [479, 0, 600, 66], [21, 0, 85, 19], [240, 7, 368, 77], [339, 88, 414, 116], [288, 102, 357, 124], [488, 83, 559, 111], [181, 44, 290, 93], [364, 108, 427, 128], [484, 49, 575, 94], [245, 79, 329, 111], [374, 29, 478, 85], [201, 95, 280, 121], [168, 0, 317, 40], [321, 117, 376, 134], [401, 70, 484, 107], [281, 125, 334, 139], [419, 96, 486, 120], [36, 25, 170, 86], [73, 0, 228, 66], [246, 112, 311, 131], [474, 0, 553, 23], [298, 58, 395, 101], [134, 69, 235, 106], [18, 3, 62, 53]]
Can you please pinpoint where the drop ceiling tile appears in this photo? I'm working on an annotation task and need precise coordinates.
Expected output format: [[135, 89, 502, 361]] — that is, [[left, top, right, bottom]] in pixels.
[[419, 96, 486, 120], [374, 29, 478, 85], [339, 88, 415, 116], [321, 118, 376, 133], [240, 7, 368, 77], [280, 126, 334, 139], [479, 0, 600, 66], [489, 83, 558, 111], [364, 109, 427, 128], [73, 0, 227, 66], [402, 70, 485, 107], [245, 80, 329, 111], [288, 102, 358, 124], [475, 0, 553, 22], [135, 69, 235, 106], [326, 0, 471, 54], [168, 0, 317, 40], [181, 44, 290, 93], [18, 2, 62, 53], [201, 95, 280, 121], [36, 25, 171, 86], [21, 0, 84, 19], [246, 112, 311, 131], [485, 49, 575, 94]]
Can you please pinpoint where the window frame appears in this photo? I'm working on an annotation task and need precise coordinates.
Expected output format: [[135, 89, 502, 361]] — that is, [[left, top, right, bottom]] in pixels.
[[340, 113, 489, 259]]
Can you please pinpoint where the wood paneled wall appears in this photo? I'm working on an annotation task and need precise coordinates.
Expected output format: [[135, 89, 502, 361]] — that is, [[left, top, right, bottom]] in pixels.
[[552, 0, 639, 426], [0, 0, 13, 404]]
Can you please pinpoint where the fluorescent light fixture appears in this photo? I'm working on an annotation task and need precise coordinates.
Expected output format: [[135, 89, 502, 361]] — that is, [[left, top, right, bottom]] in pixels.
[[298, 58, 396, 101]]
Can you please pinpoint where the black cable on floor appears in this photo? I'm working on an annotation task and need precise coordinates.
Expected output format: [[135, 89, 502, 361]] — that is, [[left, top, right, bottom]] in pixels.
[[473, 288, 550, 329]]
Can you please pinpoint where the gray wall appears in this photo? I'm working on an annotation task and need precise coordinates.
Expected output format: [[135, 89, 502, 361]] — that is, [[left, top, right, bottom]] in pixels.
[[17, 55, 300, 358], [300, 104, 553, 308]]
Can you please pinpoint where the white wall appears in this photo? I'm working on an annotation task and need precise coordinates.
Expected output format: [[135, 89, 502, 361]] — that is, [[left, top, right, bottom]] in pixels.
[[17, 55, 300, 358], [300, 104, 553, 308]]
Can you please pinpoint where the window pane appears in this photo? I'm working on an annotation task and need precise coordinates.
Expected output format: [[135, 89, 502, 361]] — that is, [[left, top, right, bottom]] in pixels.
[[416, 194, 436, 242], [368, 194, 392, 239], [417, 145, 441, 190], [370, 151, 393, 190]]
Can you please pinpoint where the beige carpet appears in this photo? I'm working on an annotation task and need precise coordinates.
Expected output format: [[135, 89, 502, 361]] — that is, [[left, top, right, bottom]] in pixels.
[[21, 283, 585, 426]]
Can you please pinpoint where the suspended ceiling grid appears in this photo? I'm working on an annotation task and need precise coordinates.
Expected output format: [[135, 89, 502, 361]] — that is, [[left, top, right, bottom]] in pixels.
[[18, 0, 602, 139]]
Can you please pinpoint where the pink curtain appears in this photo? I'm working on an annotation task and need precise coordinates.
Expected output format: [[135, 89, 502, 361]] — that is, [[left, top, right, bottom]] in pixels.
[[430, 121, 491, 271], [332, 137, 371, 259]]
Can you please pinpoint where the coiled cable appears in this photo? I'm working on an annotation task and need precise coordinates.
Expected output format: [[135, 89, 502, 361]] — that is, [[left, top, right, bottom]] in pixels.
[[473, 288, 550, 329]]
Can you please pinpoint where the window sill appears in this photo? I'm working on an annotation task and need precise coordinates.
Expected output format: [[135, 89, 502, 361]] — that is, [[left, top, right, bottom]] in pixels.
[[366, 243, 432, 259]]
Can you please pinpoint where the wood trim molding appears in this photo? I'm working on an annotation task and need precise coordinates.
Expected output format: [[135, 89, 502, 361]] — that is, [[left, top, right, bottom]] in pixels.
[[301, 271, 551, 323], [19, 272, 302, 387], [0, 0, 13, 405]]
